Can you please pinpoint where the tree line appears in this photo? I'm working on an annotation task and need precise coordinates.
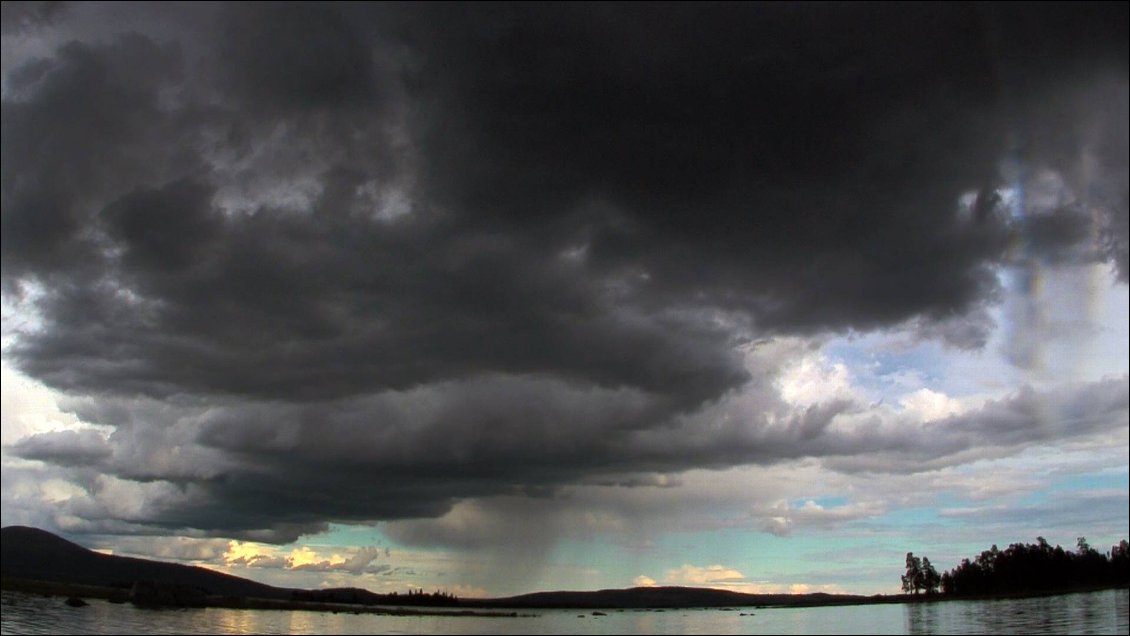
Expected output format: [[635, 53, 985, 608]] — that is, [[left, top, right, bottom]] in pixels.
[[291, 586, 459, 606], [904, 537, 1130, 597]]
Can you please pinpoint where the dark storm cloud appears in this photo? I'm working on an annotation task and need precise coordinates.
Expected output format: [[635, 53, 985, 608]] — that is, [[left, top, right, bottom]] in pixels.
[[1, 1, 66, 35], [103, 179, 221, 272], [217, 2, 382, 114], [400, 3, 1016, 326], [1, 31, 183, 282], [2, 3, 1126, 538]]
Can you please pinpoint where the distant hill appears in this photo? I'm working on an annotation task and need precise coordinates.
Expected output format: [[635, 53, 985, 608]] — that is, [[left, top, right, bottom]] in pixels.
[[1, 526, 885, 610], [472, 586, 873, 609], [0, 526, 292, 600]]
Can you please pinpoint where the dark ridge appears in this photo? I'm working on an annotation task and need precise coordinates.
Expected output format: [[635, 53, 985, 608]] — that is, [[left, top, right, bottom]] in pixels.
[[464, 586, 874, 609], [0, 526, 885, 610], [1, 526, 880, 610], [0, 526, 292, 600], [4, 526, 1126, 612]]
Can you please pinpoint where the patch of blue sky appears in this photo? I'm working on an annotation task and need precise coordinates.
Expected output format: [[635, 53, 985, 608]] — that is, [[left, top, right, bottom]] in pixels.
[[1045, 472, 1129, 494], [864, 506, 944, 530], [1015, 487, 1052, 508], [311, 522, 395, 551], [788, 496, 849, 509], [993, 263, 1128, 383], [824, 265, 1126, 406], [1089, 278, 1130, 376], [648, 528, 880, 577], [823, 333, 972, 400], [1008, 485, 1126, 537], [573, 525, 967, 594], [549, 538, 653, 587], [930, 491, 992, 513]]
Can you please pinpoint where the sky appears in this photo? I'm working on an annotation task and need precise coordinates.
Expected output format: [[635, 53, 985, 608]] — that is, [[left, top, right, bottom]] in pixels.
[[1, 2, 1127, 598]]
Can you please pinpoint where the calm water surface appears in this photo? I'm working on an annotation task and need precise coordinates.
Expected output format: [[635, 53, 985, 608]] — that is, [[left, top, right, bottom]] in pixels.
[[2, 588, 1127, 635]]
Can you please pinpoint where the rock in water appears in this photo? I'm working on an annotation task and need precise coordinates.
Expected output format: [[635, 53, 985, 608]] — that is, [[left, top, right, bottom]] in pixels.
[[130, 580, 208, 607]]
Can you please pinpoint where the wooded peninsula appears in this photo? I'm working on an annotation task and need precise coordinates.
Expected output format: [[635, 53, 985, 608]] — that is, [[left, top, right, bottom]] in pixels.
[[902, 536, 1129, 597]]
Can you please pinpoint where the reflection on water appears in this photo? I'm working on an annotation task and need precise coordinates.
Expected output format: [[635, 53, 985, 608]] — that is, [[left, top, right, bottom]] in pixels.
[[906, 589, 1130, 635], [2, 588, 1127, 635]]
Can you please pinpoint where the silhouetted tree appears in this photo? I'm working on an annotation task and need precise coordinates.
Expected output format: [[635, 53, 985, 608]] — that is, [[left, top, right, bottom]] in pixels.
[[921, 557, 941, 595], [903, 552, 923, 595]]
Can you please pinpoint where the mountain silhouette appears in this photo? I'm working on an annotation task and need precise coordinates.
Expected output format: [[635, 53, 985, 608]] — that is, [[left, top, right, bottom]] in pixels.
[[2, 526, 883, 609], [479, 586, 865, 609], [0, 526, 291, 599]]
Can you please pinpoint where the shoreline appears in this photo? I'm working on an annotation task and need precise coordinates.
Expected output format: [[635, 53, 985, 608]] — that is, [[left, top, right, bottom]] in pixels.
[[0, 578, 524, 618], [4, 576, 1125, 615]]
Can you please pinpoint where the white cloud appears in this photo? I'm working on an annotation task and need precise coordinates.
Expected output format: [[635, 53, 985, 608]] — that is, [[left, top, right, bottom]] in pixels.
[[1, 362, 86, 446], [638, 563, 832, 595], [776, 352, 855, 408], [898, 388, 967, 421], [756, 498, 887, 537], [94, 535, 231, 563], [664, 564, 745, 586]]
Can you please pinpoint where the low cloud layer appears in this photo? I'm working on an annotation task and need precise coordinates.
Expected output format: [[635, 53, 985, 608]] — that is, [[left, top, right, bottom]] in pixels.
[[6, 365, 1126, 542], [2, 3, 1127, 543]]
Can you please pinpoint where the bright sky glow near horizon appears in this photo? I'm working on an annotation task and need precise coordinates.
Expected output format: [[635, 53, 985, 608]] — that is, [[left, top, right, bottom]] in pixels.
[[1, 2, 1127, 598]]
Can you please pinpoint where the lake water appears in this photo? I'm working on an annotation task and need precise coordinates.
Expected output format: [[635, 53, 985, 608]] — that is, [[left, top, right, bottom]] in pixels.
[[2, 588, 1127, 635]]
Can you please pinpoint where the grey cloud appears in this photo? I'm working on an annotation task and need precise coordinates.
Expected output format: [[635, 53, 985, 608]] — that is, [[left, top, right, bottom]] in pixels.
[[216, 3, 383, 114], [1, 2, 67, 35], [88, 535, 231, 563], [20, 369, 1125, 543], [10, 182, 748, 405], [11, 429, 110, 465], [337, 547, 386, 575], [383, 497, 565, 553], [102, 179, 221, 273], [400, 3, 1017, 326], [820, 375, 1129, 474], [0, 464, 69, 531], [1, 3, 1126, 540], [938, 491, 1130, 538], [1007, 75, 1128, 281], [235, 554, 290, 569], [756, 499, 888, 538], [910, 307, 998, 351], [1, 31, 183, 283], [10, 3, 1124, 404], [939, 376, 1128, 452], [1018, 207, 1101, 267]]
